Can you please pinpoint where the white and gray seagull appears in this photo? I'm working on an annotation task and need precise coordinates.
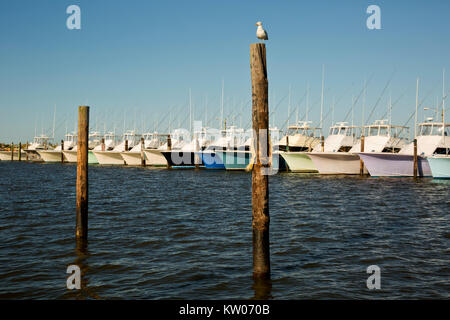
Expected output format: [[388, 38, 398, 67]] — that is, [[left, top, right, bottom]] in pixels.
[[255, 21, 268, 42]]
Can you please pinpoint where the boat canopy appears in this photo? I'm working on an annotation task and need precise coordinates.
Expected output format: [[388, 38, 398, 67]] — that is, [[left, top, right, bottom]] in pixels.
[[418, 123, 450, 136], [328, 122, 358, 137], [287, 121, 321, 137], [363, 120, 408, 138]]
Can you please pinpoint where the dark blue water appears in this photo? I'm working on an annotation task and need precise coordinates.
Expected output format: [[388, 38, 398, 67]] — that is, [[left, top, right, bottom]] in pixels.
[[0, 161, 448, 299]]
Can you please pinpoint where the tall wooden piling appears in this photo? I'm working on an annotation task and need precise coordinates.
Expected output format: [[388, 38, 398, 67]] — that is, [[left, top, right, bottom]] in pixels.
[[413, 138, 418, 178], [26, 141, 29, 161], [250, 43, 270, 280], [76, 106, 89, 240], [140, 137, 145, 166], [360, 135, 365, 176], [125, 140, 128, 152], [61, 139, 64, 163], [167, 135, 172, 168], [18, 142, 22, 161], [285, 135, 289, 172], [11, 142, 14, 161], [101, 138, 105, 151], [321, 136, 325, 152]]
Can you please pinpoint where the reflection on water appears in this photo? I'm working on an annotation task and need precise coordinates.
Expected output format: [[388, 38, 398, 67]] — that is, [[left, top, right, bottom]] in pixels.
[[0, 162, 449, 299]]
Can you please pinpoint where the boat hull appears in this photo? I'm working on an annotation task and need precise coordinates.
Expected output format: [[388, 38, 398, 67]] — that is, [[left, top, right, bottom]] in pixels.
[[200, 151, 225, 169], [121, 152, 145, 166], [215, 151, 251, 171], [357, 153, 431, 177], [427, 156, 450, 179], [62, 150, 99, 164], [160, 151, 201, 168], [280, 152, 317, 173], [93, 151, 125, 165], [143, 149, 168, 167], [37, 150, 64, 163], [307, 152, 362, 175], [0, 151, 27, 161]]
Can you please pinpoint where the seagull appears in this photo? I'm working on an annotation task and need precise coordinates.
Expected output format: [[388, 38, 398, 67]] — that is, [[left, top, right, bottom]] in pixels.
[[255, 21, 268, 42]]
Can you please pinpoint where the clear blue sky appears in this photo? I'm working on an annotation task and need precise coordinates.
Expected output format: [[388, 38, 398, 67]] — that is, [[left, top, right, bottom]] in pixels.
[[0, 0, 449, 142]]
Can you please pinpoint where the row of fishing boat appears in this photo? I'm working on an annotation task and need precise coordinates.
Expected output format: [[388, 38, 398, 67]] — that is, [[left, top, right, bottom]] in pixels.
[[1, 119, 449, 178]]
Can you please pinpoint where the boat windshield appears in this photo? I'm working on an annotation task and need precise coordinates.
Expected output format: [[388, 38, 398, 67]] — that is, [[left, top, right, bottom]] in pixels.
[[379, 126, 389, 136], [420, 125, 432, 136], [368, 127, 379, 136]]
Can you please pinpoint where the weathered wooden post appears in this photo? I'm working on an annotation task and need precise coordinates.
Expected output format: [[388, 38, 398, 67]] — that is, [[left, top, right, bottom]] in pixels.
[[26, 141, 29, 161], [76, 106, 89, 240], [285, 135, 289, 172], [413, 138, 418, 178], [18, 142, 22, 161], [167, 134, 172, 169], [360, 135, 365, 176], [140, 137, 145, 166], [194, 137, 200, 169], [250, 43, 270, 280], [124, 140, 128, 152], [101, 138, 105, 151], [61, 139, 64, 163], [11, 142, 14, 161], [321, 136, 325, 152]]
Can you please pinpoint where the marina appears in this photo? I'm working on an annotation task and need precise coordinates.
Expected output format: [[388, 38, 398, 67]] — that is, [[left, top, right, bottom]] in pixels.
[[1, 0, 449, 304]]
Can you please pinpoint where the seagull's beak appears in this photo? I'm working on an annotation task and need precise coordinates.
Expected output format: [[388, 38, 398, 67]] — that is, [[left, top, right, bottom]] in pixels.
[[255, 23, 258, 26]]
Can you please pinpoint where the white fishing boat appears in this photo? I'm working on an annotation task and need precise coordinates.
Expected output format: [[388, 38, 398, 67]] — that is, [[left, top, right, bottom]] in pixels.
[[359, 122, 450, 177], [0, 145, 27, 161], [21, 135, 53, 161], [93, 131, 140, 165], [145, 129, 187, 167], [161, 127, 212, 168], [121, 132, 161, 166], [200, 126, 245, 169], [63, 131, 103, 163], [37, 133, 77, 163], [278, 121, 321, 172], [309, 120, 408, 175], [306, 122, 359, 174]]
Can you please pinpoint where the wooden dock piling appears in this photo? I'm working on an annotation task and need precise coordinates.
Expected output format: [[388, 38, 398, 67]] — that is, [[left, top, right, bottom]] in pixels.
[[26, 141, 29, 161], [250, 43, 270, 280], [76, 106, 89, 240], [18, 142, 22, 161], [11, 142, 13, 161], [413, 138, 418, 178], [140, 137, 145, 166], [321, 136, 324, 152], [125, 140, 128, 152], [360, 135, 365, 176], [61, 139, 64, 163], [101, 138, 105, 151]]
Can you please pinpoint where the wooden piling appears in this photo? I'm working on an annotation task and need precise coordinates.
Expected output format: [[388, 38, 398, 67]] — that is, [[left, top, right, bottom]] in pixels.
[[26, 141, 29, 161], [413, 138, 418, 178], [11, 142, 14, 161], [321, 136, 325, 152], [125, 140, 128, 152], [250, 43, 270, 280], [360, 135, 365, 176], [195, 138, 200, 169], [167, 135, 172, 168], [285, 135, 289, 172], [18, 142, 22, 161], [61, 139, 64, 163], [101, 138, 105, 151], [140, 137, 145, 166], [76, 106, 89, 240]]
